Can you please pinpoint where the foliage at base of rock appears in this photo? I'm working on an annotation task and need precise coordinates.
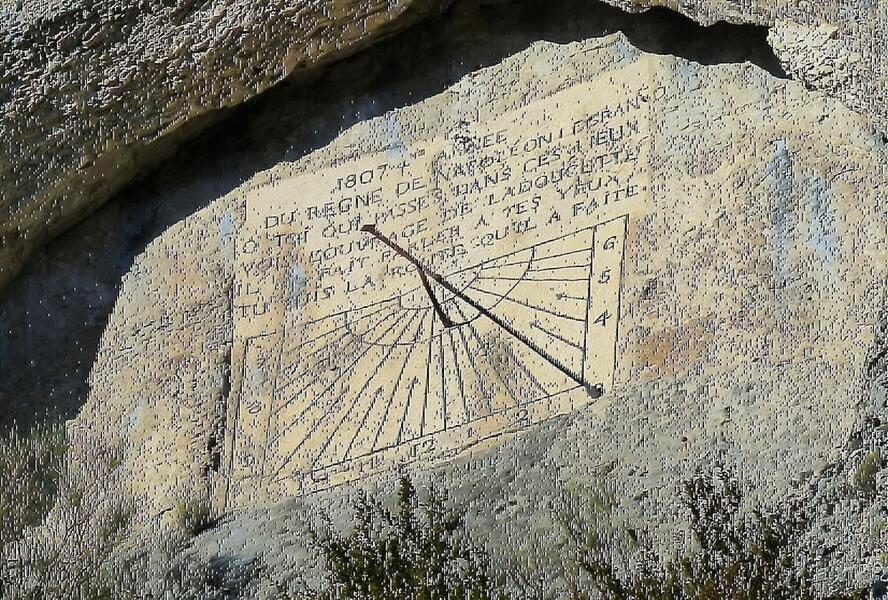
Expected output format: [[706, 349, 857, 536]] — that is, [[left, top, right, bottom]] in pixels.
[[303, 477, 500, 600], [174, 498, 216, 538], [0, 420, 66, 551], [288, 469, 872, 600], [0, 419, 876, 599], [556, 467, 869, 600], [853, 449, 883, 497]]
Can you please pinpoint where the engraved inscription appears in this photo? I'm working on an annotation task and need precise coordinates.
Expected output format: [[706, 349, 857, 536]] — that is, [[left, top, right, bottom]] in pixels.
[[223, 76, 653, 507]]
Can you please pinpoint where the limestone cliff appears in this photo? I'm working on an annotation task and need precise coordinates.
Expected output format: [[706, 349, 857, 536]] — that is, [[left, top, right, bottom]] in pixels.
[[2, 0, 888, 298], [0, 0, 450, 290], [59, 33, 887, 591]]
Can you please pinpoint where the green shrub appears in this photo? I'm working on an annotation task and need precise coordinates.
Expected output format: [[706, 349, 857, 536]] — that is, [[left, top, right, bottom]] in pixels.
[[0, 419, 66, 549], [0, 420, 66, 598], [0, 414, 875, 600], [0, 419, 162, 599], [853, 449, 882, 496], [174, 498, 215, 537], [306, 476, 500, 600], [294, 470, 871, 600], [556, 467, 869, 600]]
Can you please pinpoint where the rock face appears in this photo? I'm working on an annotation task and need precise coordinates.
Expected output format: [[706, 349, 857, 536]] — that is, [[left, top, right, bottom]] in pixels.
[[66, 31, 887, 588], [3, 0, 888, 301], [0, 0, 449, 289], [0, 0, 789, 434], [609, 0, 888, 137], [767, 19, 879, 126]]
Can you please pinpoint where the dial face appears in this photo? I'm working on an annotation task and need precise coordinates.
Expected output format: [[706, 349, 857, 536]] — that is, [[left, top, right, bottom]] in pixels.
[[223, 79, 648, 507]]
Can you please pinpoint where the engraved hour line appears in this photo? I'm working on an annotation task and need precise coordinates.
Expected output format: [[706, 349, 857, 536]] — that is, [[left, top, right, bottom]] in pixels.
[[477, 275, 590, 283], [418, 314, 435, 438], [283, 301, 396, 352], [457, 302, 496, 415], [481, 245, 589, 270], [364, 315, 425, 458], [396, 321, 431, 445], [308, 291, 407, 324], [581, 226, 596, 385], [557, 293, 586, 301], [466, 284, 585, 323], [276, 303, 399, 389], [356, 227, 527, 328], [474, 226, 590, 264], [440, 266, 527, 328], [320, 309, 426, 469], [455, 325, 495, 417], [439, 323, 447, 430], [333, 308, 428, 461], [315, 243, 532, 328], [271, 308, 424, 479], [275, 328, 359, 392], [269, 311, 405, 450], [336, 309, 428, 454], [531, 320, 585, 352], [447, 326, 472, 424], [415, 309, 435, 439], [448, 249, 534, 275], [272, 308, 402, 417], [503, 335, 554, 401], [395, 374, 422, 447], [361, 224, 603, 397], [526, 263, 593, 274], [452, 302, 522, 410]]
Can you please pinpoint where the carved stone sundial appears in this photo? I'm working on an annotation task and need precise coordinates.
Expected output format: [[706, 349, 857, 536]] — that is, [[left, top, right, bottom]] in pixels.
[[221, 79, 647, 508], [358, 222, 606, 395]]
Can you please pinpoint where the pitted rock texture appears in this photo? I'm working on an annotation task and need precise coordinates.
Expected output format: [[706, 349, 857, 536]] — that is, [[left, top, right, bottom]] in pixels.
[[61, 32, 886, 592], [0, 0, 790, 435], [608, 0, 888, 136], [0, 0, 448, 289], [767, 19, 879, 127], [3, 0, 887, 299]]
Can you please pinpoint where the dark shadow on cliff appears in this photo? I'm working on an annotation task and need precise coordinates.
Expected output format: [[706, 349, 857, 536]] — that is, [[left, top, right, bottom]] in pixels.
[[0, 0, 787, 429]]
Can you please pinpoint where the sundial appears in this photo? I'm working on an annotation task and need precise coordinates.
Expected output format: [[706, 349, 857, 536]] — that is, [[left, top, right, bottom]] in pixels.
[[221, 77, 649, 508], [356, 222, 605, 394]]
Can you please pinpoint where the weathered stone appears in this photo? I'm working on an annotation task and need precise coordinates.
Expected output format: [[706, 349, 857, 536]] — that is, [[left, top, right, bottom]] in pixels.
[[0, 0, 788, 433], [63, 33, 886, 590], [0, 0, 450, 289], [606, 0, 888, 137], [4, 0, 887, 311], [767, 19, 875, 123]]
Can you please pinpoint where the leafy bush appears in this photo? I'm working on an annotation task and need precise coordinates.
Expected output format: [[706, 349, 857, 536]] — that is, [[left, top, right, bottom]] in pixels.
[[305, 476, 500, 600], [556, 467, 869, 600], [853, 449, 882, 496], [0, 420, 67, 598], [0, 420, 66, 550], [174, 498, 215, 537], [0, 415, 875, 600], [301, 471, 870, 600], [0, 421, 152, 599]]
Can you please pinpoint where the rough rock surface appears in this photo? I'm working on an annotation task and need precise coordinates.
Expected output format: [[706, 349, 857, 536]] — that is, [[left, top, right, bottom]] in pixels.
[[0, 0, 788, 433], [609, 0, 888, 137], [62, 31, 887, 592], [3, 0, 888, 300], [0, 0, 448, 289]]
